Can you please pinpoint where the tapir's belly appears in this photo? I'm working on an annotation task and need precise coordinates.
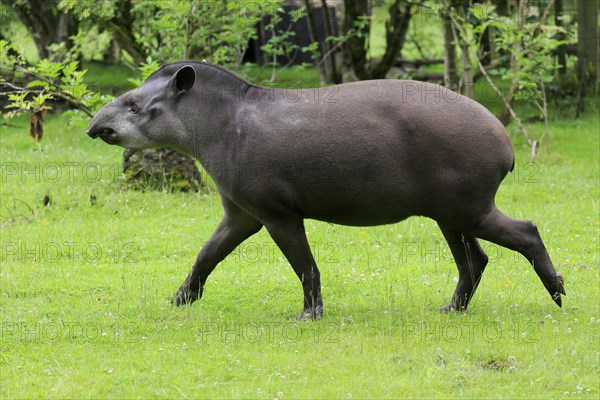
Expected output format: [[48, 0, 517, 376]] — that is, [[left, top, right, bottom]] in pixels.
[[300, 197, 415, 226]]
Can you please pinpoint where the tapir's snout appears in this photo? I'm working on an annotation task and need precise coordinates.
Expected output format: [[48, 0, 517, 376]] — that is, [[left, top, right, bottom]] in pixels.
[[87, 113, 119, 144], [87, 103, 120, 144]]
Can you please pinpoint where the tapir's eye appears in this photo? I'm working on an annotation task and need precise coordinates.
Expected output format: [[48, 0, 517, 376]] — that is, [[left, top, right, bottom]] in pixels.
[[129, 106, 139, 114]]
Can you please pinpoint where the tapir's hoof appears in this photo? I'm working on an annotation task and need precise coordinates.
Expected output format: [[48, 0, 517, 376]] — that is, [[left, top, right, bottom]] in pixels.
[[294, 306, 323, 321], [171, 290, 199, 306], [438, 304, 467, 313], [550, 272, 566, 308]]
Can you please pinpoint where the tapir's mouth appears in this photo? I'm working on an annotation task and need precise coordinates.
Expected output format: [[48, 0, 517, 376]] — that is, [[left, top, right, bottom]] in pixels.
[[99, 131, 119, 145], [88, 127, 119, 144]]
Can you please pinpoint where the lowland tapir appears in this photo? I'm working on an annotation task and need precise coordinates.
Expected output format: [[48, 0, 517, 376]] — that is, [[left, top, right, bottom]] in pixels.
[[87, 61, 565, 319]]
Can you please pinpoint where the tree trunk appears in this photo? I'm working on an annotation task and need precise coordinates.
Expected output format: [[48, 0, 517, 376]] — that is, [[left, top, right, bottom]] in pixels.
[[371, 0, 412, 79], [342, 0, 370, 80], [303, 0, 327, 82], [499, 0, 528, 125], [443, 11, 459, 90], [122, 148, 204, 192], [576, 0, 599, 116], [342, 0, 412, 81], [493, 0, 510, 16], [5, 0, 77, 60], [103, 0, 145, 65], [320, 0, 341, 83], [458, 41, 474, 98], [554, 0, 567, 91], [454, 1, 474, 98]]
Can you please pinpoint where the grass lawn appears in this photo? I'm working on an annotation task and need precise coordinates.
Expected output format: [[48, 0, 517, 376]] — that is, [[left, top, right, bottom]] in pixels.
[[1, 69, 598, 398]]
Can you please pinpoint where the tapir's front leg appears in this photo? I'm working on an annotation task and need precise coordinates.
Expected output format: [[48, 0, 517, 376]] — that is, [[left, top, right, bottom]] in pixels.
[[264, 218, 323, 320], [173, 200, 262, 305]]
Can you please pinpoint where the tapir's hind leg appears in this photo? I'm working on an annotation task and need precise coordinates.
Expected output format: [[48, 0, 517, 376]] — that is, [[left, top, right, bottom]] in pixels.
[[264, 218, 323, 320], [438, 224, 489, 312], [469, 207, 565, 306]]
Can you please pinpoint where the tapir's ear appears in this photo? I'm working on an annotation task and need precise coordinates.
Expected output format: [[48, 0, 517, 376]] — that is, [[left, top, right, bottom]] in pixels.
[[170, 65, 196, 94]]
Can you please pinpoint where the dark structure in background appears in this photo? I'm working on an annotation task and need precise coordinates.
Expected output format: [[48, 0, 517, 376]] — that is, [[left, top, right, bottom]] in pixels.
[[243, 4, 338, 66]]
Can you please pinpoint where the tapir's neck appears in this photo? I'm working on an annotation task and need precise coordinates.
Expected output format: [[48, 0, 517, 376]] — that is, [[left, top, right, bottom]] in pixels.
[[171, 71, 265, 174]]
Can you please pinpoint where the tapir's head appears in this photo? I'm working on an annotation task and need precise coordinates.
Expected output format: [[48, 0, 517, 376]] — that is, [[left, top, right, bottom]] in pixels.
[[87, 65, 196, 150]]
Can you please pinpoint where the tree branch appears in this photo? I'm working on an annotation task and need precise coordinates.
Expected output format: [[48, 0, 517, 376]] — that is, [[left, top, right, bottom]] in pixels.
[[0, 66, 94, 117]]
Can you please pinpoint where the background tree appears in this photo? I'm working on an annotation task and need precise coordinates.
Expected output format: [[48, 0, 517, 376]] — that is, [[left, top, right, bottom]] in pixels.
[[343, 0, 413, 80], [2, 0, 77, 60], [576, 0, 598, 116], [442, 8, 459, 90], [1, 0, 595, 173]]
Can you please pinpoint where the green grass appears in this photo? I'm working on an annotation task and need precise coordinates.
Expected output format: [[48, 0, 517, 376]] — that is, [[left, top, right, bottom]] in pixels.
[[1, 81, 599, 398]]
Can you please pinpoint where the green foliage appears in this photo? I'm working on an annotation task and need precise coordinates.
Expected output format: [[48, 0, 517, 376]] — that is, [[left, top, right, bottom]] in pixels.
[[126, 58, 161, 87], [261, 5, 304, 63], [134, 0, 264, 66], [0, 40, 112, 122], [70, 25, 113, 62], [469, 4, 575, 110], [58, 0, 118, 20], [59, 0, 272, 68], [259, 5, 302, 81]]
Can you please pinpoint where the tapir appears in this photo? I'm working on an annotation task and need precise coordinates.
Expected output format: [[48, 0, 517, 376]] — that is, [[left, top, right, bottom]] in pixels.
[[87, 61, 565, 319]]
